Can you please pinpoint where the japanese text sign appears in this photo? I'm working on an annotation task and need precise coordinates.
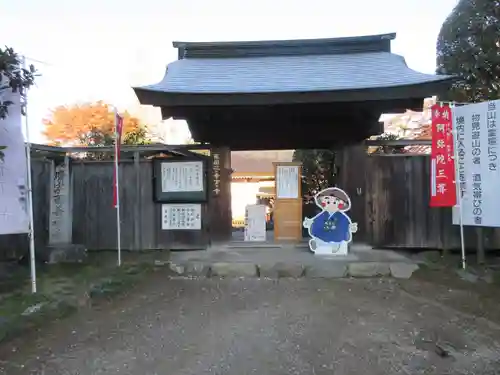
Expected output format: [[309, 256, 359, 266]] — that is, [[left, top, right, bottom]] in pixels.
[[452, 100, 500, 227], [212, 152, 221, 196], [430, 103, 457, 207]]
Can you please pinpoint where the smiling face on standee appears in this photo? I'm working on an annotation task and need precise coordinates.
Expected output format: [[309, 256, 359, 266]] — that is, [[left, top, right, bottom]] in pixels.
[[319, 195, 346, 213]]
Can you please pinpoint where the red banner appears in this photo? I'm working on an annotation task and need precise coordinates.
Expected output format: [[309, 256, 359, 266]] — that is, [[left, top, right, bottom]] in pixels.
[[430, 104, 457, 207], [112, 113, 124, 208]]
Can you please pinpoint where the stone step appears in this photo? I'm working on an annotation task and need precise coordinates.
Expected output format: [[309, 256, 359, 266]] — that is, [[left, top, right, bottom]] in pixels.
[[221, 240, 309, 249], [159, 260, 419, 279]]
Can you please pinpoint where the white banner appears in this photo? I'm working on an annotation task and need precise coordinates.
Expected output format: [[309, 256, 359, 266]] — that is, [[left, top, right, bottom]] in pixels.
[[452, 100, 500, 227], [0, 90, 29, 234]]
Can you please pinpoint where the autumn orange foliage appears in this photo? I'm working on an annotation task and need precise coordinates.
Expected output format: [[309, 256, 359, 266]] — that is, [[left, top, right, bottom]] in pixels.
[[43, 101, 144, 145]]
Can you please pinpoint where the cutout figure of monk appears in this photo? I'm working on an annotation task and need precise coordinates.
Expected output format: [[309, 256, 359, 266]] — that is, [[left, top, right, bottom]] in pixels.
[[302, 187, 357, 255]]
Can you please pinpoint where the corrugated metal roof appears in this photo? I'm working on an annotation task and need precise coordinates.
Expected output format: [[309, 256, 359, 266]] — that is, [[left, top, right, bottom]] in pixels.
[[141, 52, 452, 94]]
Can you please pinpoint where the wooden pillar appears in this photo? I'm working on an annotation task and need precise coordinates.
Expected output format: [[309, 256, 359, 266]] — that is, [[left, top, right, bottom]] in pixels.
[[209, 147, 232, 242], [273, 162, 302, 242]]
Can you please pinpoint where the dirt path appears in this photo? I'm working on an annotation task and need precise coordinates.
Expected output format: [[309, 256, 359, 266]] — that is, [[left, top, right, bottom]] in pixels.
[[0, 273, 499, 375]]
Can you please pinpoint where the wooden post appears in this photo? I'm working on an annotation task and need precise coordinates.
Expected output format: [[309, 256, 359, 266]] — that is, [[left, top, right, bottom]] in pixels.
[[209, 147, 232, 243], [273, 162, 302, 242], [133, 151, 141, 250]]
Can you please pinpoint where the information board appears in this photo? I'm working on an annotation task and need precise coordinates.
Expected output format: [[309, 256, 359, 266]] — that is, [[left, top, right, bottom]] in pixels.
[[276, 165, 299, 199], [244, 204, 266, 242], [153, 158, 208, 203], [452, 100, 500, 227], [161, 204, 202, 230], [161, 161, 203, 192]]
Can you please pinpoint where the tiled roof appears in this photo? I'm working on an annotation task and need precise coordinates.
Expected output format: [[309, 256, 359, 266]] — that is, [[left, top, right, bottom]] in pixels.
[[140, 52, 452, 94]]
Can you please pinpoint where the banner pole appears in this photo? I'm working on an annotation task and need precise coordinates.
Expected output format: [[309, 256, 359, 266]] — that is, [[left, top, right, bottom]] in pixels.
[[114, 109, 122, 267], [22, 57, 37, 292], [450, 103, 466, 270]]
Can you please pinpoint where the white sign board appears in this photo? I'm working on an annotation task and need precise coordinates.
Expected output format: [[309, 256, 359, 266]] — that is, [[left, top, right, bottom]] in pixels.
[[452, 100, 500, 227], [244, 204, 267, 241], [161, 204, 202, 230], [0, 90, 29, 235], [161, 161, 203, 192], [276, 165, 299, 199]]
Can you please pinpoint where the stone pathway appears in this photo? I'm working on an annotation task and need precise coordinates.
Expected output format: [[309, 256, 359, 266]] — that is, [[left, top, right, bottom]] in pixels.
[[168, 243, 419, 279]]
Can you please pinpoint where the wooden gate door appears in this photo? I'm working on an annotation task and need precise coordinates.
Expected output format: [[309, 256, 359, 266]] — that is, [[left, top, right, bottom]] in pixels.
[[337, 145, 368, 243]]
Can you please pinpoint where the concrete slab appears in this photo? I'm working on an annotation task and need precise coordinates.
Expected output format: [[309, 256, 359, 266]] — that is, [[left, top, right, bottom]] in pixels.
[[390, 263, 420, 279], [169, 242, 417, 279], [348, 262, 391, 277], [305, 263, 348, 278], [211, 263, 258, 277]]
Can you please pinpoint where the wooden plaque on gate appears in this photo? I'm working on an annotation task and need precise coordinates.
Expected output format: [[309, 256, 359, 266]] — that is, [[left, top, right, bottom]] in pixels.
[[273, 162, 302, 242]]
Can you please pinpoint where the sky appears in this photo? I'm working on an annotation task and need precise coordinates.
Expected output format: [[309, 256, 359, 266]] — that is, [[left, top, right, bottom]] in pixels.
[[1, 0, 459, 143]]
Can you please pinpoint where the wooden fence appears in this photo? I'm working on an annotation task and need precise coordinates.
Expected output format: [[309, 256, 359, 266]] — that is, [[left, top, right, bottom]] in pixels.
[[0, 158, 213, 260], [71, 159, 210, 250], [364, 154, 500, 250], [2, 146, 499, 260]]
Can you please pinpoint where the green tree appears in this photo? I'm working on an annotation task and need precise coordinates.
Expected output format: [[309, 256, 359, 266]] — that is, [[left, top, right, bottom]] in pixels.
[[122, 127, 152, 145], [0, 46, 36, 160], [293, 149, 337, 201], [436, 0, 500, 102]]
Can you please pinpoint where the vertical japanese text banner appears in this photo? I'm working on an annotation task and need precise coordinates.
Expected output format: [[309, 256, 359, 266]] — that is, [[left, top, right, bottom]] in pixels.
[[430, 103, 457, 207], [452, 100, 500, 227]]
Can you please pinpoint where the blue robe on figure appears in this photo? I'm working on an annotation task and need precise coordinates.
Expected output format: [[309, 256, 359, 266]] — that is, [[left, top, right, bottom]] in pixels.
[[310, 211, 350, 243]]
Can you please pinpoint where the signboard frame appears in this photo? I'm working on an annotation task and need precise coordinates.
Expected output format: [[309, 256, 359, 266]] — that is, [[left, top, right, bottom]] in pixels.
[[153, 156, 209, 203], [161, 203, 202, 230], [273, 162, 303, 242], [452, 100, 500, 227]]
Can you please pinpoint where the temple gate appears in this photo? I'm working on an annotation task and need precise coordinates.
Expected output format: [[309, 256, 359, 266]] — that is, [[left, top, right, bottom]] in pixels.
[[133, 33, 454, 245]]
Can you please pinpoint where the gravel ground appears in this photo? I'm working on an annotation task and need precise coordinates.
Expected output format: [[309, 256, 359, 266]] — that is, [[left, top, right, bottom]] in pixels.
[[0, 274, 499, 375]]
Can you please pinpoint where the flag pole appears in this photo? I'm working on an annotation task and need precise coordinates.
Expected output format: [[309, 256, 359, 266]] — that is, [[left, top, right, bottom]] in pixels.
[[22, 56, 37, 292], [114, 109, 122, 267], [450, 102, 466, 270]]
